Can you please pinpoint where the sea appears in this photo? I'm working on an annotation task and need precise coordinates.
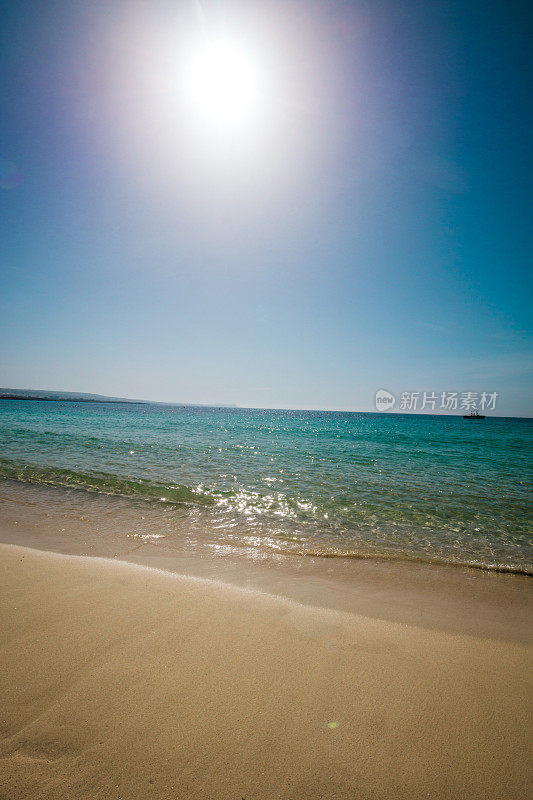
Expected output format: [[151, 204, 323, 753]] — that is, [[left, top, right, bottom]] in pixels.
[[0, 399, 531, 574]]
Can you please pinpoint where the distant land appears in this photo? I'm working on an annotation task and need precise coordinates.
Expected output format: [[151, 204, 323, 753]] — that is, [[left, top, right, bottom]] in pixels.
[[0, 388, 148, 404], [0, 389, 238, 407]]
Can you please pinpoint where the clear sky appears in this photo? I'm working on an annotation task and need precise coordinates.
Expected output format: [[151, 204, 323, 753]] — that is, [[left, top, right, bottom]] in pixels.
[[1, 0, 531, 415]]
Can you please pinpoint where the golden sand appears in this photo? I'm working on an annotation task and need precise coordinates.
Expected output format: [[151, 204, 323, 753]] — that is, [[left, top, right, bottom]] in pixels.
[[0, 543, 531, 799]]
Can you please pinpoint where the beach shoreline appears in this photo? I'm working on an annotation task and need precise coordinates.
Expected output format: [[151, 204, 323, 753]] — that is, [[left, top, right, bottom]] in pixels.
[[1, 480, 532, 797], [1, 479, 532, 643]]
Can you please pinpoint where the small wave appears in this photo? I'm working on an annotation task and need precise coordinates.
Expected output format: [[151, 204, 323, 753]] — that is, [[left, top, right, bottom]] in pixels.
[[260, 542, 533, 576], [0, 458, 213, 507], [1, 458, 530, 577]]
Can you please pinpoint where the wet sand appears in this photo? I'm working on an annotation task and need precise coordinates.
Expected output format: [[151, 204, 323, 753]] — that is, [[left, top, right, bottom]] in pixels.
[[1, 479, 532, 643]]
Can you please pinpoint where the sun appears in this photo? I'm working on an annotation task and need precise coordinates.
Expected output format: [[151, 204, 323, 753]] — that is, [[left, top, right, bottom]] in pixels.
[[182, 37, 262, 136]]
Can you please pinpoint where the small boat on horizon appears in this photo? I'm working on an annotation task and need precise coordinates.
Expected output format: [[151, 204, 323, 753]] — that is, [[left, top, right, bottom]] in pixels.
[[462, 410, 485, 419]]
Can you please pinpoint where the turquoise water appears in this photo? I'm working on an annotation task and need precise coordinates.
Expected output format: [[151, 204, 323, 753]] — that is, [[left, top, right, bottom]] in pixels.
[[0, 400, 531, 572]]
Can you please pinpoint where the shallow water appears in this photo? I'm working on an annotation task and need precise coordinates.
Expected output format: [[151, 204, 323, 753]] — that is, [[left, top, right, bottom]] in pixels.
[[0, 400, 531, 572]]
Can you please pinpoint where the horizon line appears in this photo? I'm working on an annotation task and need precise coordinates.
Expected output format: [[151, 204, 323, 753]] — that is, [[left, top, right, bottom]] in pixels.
[[1, 387, 531, 419]]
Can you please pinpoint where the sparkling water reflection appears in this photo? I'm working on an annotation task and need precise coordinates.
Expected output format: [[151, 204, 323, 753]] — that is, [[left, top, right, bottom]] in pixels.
[[0, 400, 531, 572]]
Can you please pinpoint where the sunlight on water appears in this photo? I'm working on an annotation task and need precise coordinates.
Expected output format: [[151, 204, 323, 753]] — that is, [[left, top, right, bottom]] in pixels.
[[0, 400, 531, 573]]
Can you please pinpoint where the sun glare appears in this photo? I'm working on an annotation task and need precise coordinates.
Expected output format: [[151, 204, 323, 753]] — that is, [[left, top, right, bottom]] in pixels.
[[183, 37, 262, 135]]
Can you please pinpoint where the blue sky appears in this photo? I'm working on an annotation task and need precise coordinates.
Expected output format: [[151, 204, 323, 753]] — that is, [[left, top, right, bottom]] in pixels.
[[0, 0, 531, 414]]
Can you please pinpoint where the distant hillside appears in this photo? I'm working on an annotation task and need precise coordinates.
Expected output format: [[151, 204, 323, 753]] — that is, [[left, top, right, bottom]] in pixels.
[[0, 389, 147, 404], [0, 389, 238, 408]]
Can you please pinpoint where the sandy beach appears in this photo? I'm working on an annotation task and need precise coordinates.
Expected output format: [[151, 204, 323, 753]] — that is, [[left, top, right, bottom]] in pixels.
[[2, 0, 531, 795], [1, 538, 531, 800]]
